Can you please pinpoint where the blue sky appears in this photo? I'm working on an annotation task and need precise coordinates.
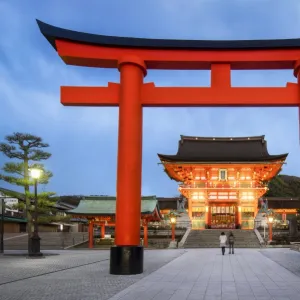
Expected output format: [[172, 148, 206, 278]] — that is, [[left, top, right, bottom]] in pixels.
[[1, 0, 300, 197]]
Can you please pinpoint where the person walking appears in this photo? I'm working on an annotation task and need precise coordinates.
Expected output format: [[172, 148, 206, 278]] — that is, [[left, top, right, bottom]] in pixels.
[[228, 231, 235, 254], [219, 232, 227, 255]]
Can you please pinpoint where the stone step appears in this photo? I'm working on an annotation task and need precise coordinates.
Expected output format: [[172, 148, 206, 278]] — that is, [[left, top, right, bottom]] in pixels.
[[183, 229, 260, 248], [185, 245, 260, 248]]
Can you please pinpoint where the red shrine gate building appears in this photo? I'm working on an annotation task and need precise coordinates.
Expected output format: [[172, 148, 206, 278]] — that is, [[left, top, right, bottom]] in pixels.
[[158, 135, 288, 230]]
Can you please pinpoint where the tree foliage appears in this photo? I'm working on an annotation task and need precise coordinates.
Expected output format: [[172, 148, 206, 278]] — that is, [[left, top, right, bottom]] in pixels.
[[0, 133, 51, 161], [0, 162, 53, 187], [265, 174, 300, 197], [0, 132, 57, 239]]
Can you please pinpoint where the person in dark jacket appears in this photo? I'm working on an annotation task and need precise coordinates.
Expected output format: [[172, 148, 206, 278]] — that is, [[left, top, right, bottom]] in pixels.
[[228, 231, 235, 254]]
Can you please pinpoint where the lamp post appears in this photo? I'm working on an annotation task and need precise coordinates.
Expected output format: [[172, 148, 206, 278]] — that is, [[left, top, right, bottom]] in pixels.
[[268, 214, 274, 243], [170, 216, 177, 242], [165, 210, 179, 249], [29, 168, 43, 257], [0, 197, 6, 254]]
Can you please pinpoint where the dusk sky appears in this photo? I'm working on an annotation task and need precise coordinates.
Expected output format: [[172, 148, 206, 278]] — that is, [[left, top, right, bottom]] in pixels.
[[1, 0, 300, 197]]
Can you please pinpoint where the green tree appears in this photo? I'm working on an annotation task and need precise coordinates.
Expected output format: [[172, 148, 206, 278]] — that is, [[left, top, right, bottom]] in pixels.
[[265, 175, 300, 197], [0, 133, 54, 251]]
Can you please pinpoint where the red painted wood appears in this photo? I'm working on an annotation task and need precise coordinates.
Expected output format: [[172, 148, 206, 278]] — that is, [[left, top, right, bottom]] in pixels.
[[171, 223, 175, 241], [88, 222, 93, 249], [56, 39, 300, 71], [114, 61, 144, 246]]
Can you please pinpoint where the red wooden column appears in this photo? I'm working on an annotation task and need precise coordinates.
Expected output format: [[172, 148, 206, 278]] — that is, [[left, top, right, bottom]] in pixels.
[[254, 203, 258, 219], [110, 56, 146, 275], [282, 210, 286, 222], [207, 206, 212, 227], [238, 205, 242, 228], [188, 198, 192, 219], [205, 205, 209, 226], [88, 221, 94, 249], [101, 225, 105, 238], [268, 222, 273, 242], [171, 223, 175, 241], [235, 205, 239, 227]]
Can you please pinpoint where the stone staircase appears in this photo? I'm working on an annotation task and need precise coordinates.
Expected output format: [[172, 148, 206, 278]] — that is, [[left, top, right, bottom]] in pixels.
[[4, 232, 88, 250], [176, 212, 191, 228], [183, 229, 261, 248]]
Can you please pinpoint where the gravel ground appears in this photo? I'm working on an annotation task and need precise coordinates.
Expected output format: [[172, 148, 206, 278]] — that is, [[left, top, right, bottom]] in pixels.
[[0, 249, 185, 300]]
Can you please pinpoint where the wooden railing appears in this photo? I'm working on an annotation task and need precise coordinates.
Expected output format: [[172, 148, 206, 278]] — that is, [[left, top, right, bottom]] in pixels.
[[180, 183, 267, 189]]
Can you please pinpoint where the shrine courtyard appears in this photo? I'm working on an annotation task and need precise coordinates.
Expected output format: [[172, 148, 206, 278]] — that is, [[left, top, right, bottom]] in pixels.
[[0, 249, 300, 300]]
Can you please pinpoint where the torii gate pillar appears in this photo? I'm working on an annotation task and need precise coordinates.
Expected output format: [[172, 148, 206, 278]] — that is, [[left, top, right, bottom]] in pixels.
[[110, 58, 146, 274]]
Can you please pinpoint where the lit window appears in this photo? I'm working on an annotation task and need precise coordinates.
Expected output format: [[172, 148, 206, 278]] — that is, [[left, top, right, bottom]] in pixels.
[[219, 169, 227, 181]]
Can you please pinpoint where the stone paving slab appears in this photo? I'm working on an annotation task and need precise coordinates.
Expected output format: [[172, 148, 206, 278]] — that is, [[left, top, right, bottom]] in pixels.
[[260, 248, 300, 277], [108, 249, 300, 300], [2, 249, 300, 300], [0, 249, 184, 300]]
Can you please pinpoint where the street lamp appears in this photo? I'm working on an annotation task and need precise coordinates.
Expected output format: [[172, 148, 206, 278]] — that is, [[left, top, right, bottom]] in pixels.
[[268, 214, 274, 243], [29, 168, 43, 257], [170, 216, 177, 241], [0, 196, 8, 254]]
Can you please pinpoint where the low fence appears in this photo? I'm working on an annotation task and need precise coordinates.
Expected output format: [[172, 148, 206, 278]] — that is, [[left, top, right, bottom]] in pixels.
[[290, 242, 300, 252], [95, 228, 186, 239]]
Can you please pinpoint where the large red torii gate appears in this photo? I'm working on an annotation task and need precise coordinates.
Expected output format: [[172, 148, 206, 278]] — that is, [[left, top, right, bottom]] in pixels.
[[37, 20, 300, 274]]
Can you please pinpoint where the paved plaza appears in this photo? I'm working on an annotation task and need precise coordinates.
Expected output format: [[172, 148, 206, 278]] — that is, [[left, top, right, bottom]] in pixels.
[[109, 248, 300, 300], [0, 249, 183, 300], [1, 249, 300, 300]]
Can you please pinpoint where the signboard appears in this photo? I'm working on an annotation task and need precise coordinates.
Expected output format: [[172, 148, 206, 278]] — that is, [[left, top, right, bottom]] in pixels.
[[5, 198, 19, 212], [0, 193, 19, 212]]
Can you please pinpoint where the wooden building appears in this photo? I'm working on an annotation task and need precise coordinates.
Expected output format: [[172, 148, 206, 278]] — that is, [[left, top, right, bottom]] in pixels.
[[65, 196, 162, 247], [0, 188, 27, 233], [156, 197, 180, 216], [158, 135, 288, 230], [260, 197, 300, 221], [0, 188, 76, 233]]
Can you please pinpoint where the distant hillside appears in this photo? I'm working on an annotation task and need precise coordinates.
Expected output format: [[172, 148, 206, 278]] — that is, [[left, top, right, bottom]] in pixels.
[[265, 175, 300, 198]]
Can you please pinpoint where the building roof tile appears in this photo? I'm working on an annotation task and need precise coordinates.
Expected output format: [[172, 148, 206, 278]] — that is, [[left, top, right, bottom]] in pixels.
[[66, 196, 161, 217], [158, 135, 288, 163]]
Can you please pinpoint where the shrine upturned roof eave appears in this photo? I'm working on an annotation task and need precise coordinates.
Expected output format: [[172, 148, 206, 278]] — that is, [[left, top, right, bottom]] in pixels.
[[158, 135, 288, 164], [36, 20, 300, 51], [157, 154, 288, 163]]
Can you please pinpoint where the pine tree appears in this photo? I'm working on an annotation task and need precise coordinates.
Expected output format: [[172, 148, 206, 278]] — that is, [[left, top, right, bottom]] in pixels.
[[0, 133, 59, 251]]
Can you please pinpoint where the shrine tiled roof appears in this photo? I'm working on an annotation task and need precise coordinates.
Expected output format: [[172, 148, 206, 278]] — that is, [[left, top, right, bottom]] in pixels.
[[158, 135, 288, 163], [157, 197, 178, 210], [66, 196, 162, 217], [54, 196, 82, 210]]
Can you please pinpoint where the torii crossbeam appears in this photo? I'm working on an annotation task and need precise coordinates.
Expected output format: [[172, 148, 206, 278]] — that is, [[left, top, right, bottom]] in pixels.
[[37, 19, 300, 275]]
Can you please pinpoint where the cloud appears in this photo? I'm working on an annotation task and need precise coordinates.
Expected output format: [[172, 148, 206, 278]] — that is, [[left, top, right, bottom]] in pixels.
[[1, 0, 300, 196]]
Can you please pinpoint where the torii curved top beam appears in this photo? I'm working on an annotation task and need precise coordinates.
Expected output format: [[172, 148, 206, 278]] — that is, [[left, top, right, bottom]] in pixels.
[[36, 19, 300, 71], [37, 19, 300, 51]]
